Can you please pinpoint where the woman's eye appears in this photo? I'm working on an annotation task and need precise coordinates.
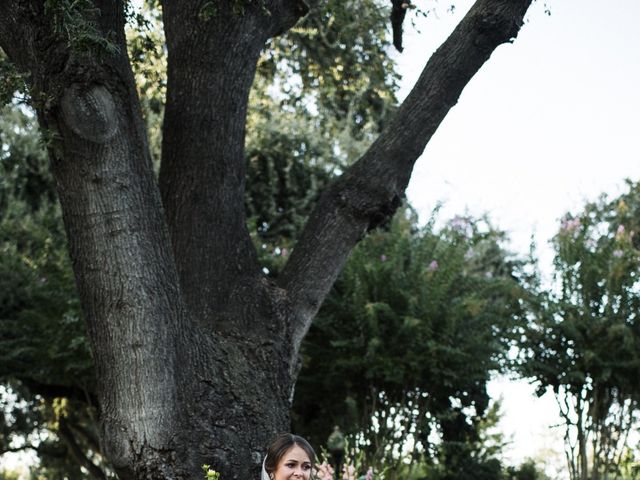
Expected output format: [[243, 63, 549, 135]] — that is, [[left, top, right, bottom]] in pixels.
[[303, 465, 311, 471]]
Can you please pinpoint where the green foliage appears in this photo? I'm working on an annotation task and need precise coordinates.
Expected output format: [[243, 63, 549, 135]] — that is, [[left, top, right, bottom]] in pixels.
[[0, 100, 97, 477], [0, 106, 55, 215], [293, 210, 531, 478], [246, 77, 337, 263], [43, 0, 119, 55], [504, 459, 551, 480], [0, 203, 91, 389], [259, 0, 399, 144], [247, 0, 399, 269], [126, 3, 165, 167], [0, 50, 28, 107], [519, 180, 640, 480]]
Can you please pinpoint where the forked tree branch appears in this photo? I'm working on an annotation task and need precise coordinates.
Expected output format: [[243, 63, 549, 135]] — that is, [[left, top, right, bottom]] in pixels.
[[280, 0, 534, 354]]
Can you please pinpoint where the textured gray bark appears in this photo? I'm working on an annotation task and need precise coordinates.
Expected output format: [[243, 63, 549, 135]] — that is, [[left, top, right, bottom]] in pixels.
[[0, 0, 533, 478]]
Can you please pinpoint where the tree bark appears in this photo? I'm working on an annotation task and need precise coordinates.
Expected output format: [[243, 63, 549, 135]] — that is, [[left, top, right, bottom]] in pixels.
[[0, 0, 534, 478]]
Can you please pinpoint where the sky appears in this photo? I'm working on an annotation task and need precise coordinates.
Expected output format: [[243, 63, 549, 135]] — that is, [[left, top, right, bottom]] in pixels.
[[394, 0, 640, 471]]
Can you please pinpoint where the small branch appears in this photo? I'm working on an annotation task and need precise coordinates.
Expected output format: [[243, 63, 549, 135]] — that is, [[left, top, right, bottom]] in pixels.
[[58, 417, 107, 480], [0, 444, 39, 454], [68, 420, 102, 455]]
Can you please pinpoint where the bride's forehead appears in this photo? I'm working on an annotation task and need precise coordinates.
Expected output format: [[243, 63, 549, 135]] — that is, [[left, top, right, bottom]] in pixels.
[[281, 445, 311, 462]]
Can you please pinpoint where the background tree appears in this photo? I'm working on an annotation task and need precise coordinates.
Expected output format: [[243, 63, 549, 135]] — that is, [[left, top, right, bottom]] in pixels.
[[0, 0, 534, 478], [293, 210, 531, 480], [519, 180, 640, 480]]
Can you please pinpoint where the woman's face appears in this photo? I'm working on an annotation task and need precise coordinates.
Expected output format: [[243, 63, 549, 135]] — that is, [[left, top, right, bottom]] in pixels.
[[273, 445, 312, 480]]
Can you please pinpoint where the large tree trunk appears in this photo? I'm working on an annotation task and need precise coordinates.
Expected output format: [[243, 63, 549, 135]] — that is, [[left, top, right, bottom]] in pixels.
[[0, 0, 533, 478]]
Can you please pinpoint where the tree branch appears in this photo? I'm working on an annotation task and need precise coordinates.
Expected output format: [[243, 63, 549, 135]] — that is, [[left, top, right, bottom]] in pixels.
[[0, 444, 39, 454], [280, 0, 534, 355], [59, 417, 107, 480], [159, 1, 276, 318], [0, 1, 45, 75], [68, 420, 102, 456]]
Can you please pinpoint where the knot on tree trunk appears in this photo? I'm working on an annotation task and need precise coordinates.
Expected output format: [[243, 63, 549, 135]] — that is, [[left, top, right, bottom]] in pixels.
[[334, 174, 404, 233], [473, 8, 525, 52], [61, 83, 118, 143]]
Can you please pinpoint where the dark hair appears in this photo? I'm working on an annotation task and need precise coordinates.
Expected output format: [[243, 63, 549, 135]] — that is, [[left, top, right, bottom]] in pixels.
[[264, 433, 316, 475]]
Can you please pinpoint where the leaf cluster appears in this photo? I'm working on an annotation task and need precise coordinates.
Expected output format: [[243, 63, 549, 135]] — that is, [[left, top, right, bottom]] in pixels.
[[43, 0, 119, 55], [258, 0, 400, 144], [0, 50, 28, 107]]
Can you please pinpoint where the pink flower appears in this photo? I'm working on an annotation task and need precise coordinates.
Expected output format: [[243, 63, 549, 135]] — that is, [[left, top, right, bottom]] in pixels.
[[613, 249, 624, 258], [616, 225, 626, 238], [450, 216, 469, 233], [428, 260, 439, 272], [314, 462, 334, 480], [380, 254, 387, 262], [281, 247, 289, 257], [342, 465, 357, 480], [365, 467, 374, 480], [561, 217, 581, 233]]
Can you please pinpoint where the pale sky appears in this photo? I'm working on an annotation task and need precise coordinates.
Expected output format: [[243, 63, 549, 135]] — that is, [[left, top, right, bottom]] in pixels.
[[396, 0, 640, 471]]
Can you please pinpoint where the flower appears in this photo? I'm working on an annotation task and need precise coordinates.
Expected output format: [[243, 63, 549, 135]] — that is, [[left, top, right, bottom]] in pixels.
[[342, 464, 357, 480], [380, 254, 387, 262], [365, 467, 374, 480], [616, 224, 626, 238], [202, 465, 220, 480], [613, 249, 624, 258], [561, 217, 581, 233], [428, 260, 439, 272], [314, 462, 334, 480], [450, 216, 469, 233]]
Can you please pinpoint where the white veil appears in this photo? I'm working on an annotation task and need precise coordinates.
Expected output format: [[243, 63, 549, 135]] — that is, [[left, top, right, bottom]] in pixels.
[[261, 455, 270, 480]]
